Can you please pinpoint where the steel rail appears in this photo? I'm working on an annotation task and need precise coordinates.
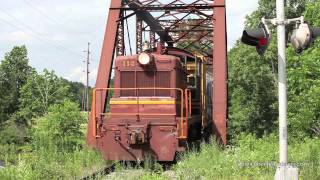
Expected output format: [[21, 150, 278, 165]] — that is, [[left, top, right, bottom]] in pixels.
[[79, 163, 116, 180]]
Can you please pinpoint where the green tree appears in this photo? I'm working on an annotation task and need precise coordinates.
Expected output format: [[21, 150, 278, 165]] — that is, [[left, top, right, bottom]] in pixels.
[[0, 46, 32, 123], [285, 1, 320, 138], [246, 0, 311, 27], [64, 80, 85, 106], [228, 42, 277, 138], [62, 80, 92, 110], [0, 69, 69, 144], [17, 69, 69, 125]]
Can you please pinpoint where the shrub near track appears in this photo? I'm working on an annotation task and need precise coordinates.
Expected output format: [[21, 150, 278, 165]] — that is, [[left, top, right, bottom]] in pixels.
[[0, 101, 105, 180]]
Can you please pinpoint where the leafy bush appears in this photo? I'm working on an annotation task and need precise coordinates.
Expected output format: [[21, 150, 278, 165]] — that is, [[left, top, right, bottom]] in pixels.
[[0, 120, 26, 145], [31, 100, 85, 152]]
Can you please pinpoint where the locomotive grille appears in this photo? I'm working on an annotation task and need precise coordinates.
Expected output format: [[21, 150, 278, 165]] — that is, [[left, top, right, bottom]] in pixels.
[[137, 71, 154, 96], [120, 71, 135, 96], [120, 71, 171, 96], [156, 71, 171, 96]]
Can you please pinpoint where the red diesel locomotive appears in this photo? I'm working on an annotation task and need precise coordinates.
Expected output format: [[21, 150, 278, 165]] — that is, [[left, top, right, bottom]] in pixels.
[[87, 45, 211, 161]]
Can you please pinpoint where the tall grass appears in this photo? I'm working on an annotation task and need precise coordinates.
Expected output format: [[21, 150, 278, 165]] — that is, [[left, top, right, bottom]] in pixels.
[[0, 145, 105, 180], [2, 134, 319, 179], [171, 134, 320, 179]]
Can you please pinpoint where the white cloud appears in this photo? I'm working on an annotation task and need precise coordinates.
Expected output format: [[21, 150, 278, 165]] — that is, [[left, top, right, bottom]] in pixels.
[[5, 31, 33, 42], [65, 66, 85, 84], [0, 0, 109, 86], [226, 0, 259, 49], [89, 66, 98, 85], [65, 63, 98, 86]]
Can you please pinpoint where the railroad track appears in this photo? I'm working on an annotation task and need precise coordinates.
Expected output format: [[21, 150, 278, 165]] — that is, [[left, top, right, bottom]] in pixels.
[[79, 161, 174, 180], [80, 163, 116, 180]]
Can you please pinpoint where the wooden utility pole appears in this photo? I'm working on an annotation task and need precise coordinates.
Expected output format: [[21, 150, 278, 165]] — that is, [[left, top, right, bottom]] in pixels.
[[83, 42, 90, 113], [81, 88, 85, 111]]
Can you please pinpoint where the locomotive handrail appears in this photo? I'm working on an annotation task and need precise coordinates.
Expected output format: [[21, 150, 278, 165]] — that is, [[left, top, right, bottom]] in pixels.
[[186, 89, 192, 115], [184, 89, 189, 138], [184, 89, 192, 138], [92, 87, 187, 139]]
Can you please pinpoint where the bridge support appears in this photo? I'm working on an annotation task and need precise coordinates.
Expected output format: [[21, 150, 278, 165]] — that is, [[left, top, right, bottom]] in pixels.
[[213, 0, 227, 145]]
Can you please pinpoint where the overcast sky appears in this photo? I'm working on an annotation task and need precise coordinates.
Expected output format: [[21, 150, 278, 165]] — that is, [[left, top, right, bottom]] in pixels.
[[0, 0, 258, 86]]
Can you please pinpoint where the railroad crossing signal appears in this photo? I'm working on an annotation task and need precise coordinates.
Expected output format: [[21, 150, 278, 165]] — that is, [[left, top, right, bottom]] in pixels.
[[241, 23, 271, 55], [240, 14, 320, 178], [241, 20, 320, 54], [290, 23, 320, 53]]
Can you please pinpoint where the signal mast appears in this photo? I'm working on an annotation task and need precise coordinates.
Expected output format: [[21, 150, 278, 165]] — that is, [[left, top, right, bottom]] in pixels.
[[241, 1, 320, 179]]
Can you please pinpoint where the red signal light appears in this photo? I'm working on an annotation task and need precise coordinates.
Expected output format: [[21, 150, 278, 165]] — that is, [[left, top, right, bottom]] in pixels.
[[259, 38, 268, 46], [241, 23, 271, 55]]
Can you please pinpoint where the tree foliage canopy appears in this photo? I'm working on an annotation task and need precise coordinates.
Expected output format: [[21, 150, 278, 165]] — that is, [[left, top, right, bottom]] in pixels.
[[0, 46, 87, 145], [0, 46, 32, 123], [246, 0, 311, 27], [17, 69, 69, 125]]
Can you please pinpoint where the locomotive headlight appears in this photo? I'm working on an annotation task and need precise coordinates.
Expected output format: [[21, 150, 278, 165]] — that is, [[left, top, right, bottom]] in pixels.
[[138, 52, 152, 65]]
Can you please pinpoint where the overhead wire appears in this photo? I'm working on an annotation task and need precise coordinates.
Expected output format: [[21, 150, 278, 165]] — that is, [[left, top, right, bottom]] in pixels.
[[0, 16, 81, 59], [20, 0, 99, 42], [21, 0, 62, 26], [0, 2, 104, 86], [0, 6, 83, 58], [0, 20, 85, 74]]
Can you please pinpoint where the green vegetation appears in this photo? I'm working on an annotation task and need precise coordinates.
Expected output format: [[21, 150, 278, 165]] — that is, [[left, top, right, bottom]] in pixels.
[[229, 0, 320, 140], [0, 101, 105, 179], [93, 135, 320, 179], [136, 135, 320, 179], [0, 46, 103, 179], [0, 46, 32, 124], [172, 136, 320, 179], [228, 0, 316, 139], [17, 69, 70, 126]]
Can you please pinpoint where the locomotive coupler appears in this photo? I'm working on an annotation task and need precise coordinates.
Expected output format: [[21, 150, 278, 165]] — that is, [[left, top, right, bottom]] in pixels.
[[127, 126, 148, 145]]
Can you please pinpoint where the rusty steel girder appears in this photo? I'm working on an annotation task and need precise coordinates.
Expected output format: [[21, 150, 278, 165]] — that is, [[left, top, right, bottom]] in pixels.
[[87, 0, 227, 146]]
